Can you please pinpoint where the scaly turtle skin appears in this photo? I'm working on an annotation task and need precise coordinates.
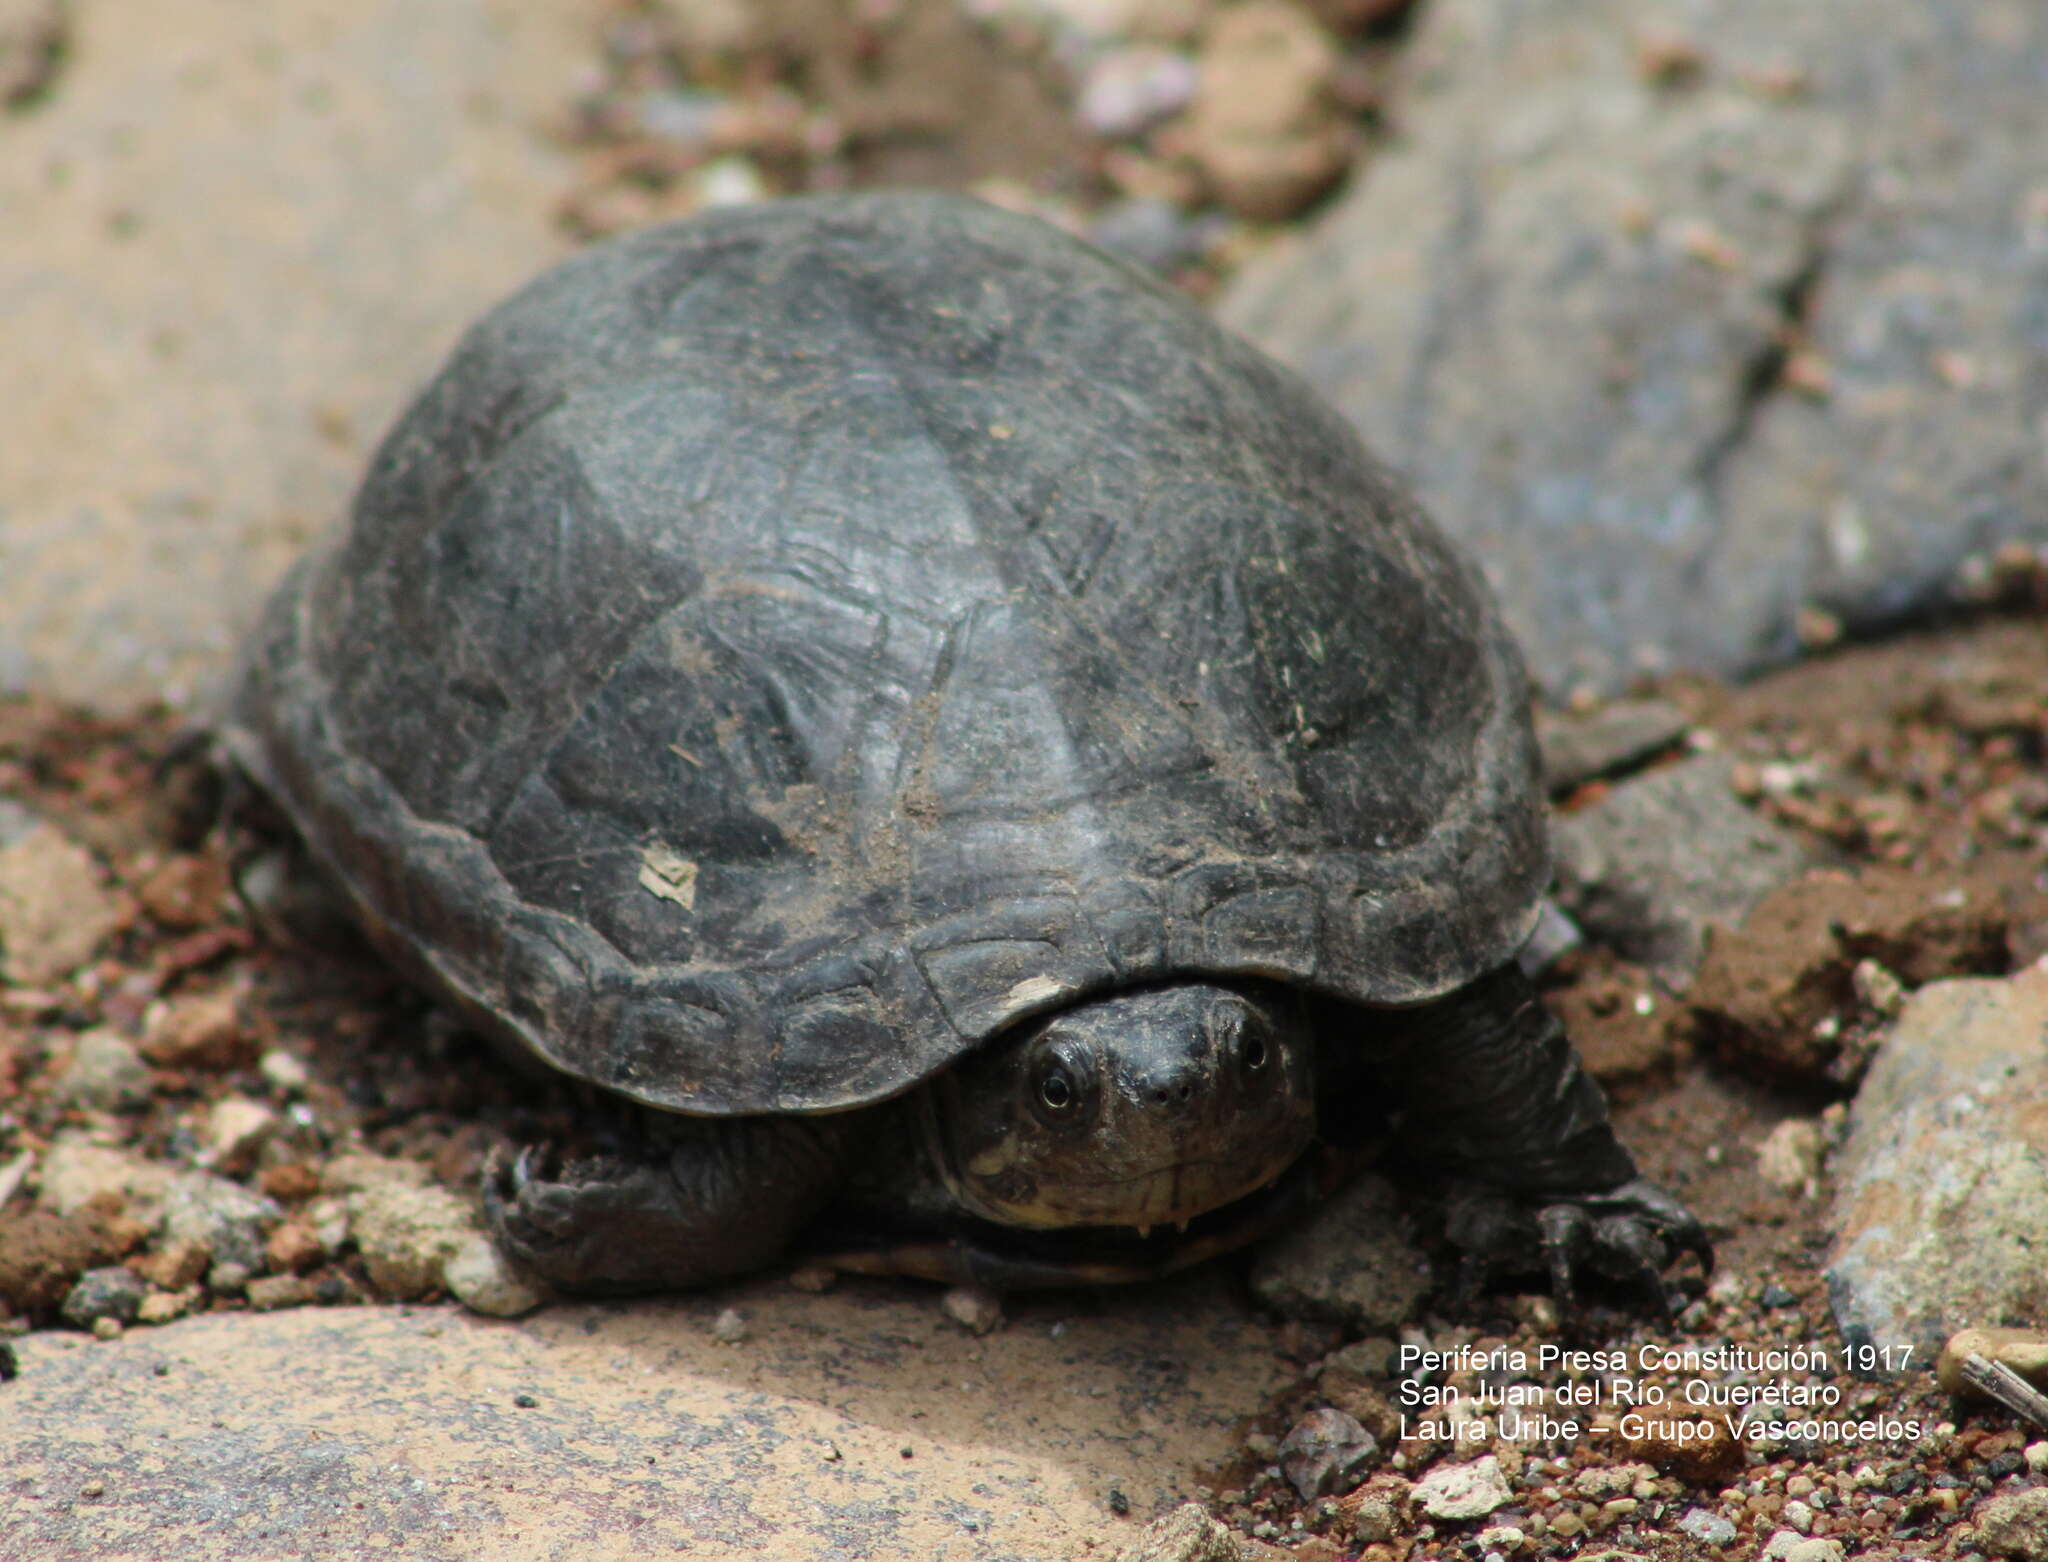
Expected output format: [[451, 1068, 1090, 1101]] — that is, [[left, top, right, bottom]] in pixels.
[[227, 191, 1706, 1303]]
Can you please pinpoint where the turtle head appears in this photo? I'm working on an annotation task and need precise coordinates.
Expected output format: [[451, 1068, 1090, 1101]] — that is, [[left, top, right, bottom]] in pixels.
[[934, 983, 1317, 1232]]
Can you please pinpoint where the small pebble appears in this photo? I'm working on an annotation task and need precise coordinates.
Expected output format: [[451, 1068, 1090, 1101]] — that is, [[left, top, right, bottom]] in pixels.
[[1075, 45, 1198, 139], [1279, 1407, 1377, 1500], [1671, 1506, 1736, 1547], [445, 1233, 548, 1319], [201, 1096, 279, 1169], [1753, 1118, 1825, 1195], [244, 1274, 317, 1311], [136, 1292, 190, 1326], [1414, 1456, 1513, 1521], [136, 853, 228, 929], [1088, 197, 1211, 274], [61, 1266, 150, 1330], [1185, 0, 1348, 220], [160, 1170, 282, 1275], [1351, 1495, 1401, 1543], [305, 1196, 351, 1256], [513, 1392, 539, 1409], [257, 1048, 312, 1093], [1850, 958, 1905, 1017], [635, 87, 725, 146], [140, 989, 247, 1068], [711, 1307, 748, 1344], [80, 1479, 105, 1499], [1327, 1337, 1397, 1378], [787, 1265, 836, 1293], [347, 1180, 475, 1300], [55, 1030, 152, 1112], [940, 1284, 1004, 1335], [694, 157, 765, 209], [1572, 1464, 1645, 1499], [1762, 1534, 1846, 1562], [265, 1220, 325, 1276], [258, 1161, 322, 1203]]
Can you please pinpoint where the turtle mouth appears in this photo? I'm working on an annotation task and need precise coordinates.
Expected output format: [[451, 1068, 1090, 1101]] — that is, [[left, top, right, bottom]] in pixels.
[[813, 1148, 1341, 1288], [970, 1150, 1303, 1232]]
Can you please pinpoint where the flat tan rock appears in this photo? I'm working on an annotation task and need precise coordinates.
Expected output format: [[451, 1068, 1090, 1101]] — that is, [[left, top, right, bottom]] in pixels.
[[0, 1273, 1290, 1560], [0, 0, 585, 704], [0, 819, 126, 985]]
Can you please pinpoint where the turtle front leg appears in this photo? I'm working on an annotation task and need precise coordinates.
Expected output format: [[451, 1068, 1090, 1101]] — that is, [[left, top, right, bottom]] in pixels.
[[1380, 963, 1711, 1316], [486, 1110, 855, 1295]]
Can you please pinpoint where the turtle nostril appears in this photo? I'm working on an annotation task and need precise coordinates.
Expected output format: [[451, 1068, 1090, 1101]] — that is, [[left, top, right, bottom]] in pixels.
[[1146, 1077, 1196, 1108]]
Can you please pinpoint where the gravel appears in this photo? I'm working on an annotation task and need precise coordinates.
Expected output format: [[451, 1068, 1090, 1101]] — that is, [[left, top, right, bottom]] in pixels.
[[52, 1030, 151, 1112], [58, 1267, 148, 1329], [1277, 1408, 1377, 1500], [1412, 1455, 1514, 1521]]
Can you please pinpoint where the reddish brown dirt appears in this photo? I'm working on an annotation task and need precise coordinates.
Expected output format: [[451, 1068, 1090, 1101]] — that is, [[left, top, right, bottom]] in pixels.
[[0, 601, 2043, 1561]]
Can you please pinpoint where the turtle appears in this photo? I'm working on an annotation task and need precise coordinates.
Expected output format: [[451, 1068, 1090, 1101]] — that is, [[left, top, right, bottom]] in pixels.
[[225, 190, 1708, 1305]]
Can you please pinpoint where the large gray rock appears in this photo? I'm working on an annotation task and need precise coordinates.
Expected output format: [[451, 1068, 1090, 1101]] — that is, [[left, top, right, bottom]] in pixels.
[[1827, 962, 2048, 1361], [1550, 755, 1817, 978], [0, 1276, 1291, 1560], [0, 0, 586, 705], [1222, 0, 2048, 695], [1248, 1172, 1432, 1331]]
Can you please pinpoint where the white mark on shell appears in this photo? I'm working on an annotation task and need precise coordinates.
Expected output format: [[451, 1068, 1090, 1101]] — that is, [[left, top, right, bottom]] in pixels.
[[1002, 976, 1071, 1012], [638, 843, 699, 910]]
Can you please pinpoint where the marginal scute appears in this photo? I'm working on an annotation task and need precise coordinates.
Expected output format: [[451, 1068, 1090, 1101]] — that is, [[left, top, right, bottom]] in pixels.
[[608, 994, 737, 1095], [913, 895, 1115, 1038], [1086, 887, 1170, 978], [1201, 886, 1320, 978]]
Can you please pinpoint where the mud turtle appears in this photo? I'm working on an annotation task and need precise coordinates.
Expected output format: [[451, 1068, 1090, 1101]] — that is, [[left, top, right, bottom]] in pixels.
[[228, 191, 1704, 1300]]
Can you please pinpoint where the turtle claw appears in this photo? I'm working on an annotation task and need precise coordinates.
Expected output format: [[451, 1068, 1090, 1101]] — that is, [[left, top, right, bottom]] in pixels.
[[1441, 1177, 1709, 1319], [484, 1140, 692, 1292], [1535, 1202, 1588, 1319], [484, 1115, 853, 1295], [485, 1142, 590, 1253]]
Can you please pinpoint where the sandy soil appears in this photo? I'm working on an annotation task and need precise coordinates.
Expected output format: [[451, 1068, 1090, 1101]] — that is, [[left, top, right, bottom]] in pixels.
[[2, 595, 2043, 1558]]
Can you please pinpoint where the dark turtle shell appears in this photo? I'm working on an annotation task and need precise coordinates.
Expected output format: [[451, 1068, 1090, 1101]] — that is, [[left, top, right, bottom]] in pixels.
[[228, 191, 1547, 1116]]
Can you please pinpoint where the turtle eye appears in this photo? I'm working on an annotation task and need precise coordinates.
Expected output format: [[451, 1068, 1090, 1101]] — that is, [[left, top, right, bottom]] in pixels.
[[1241, 1030, 1269, 1071], [1038, 1065, 1077, 1112], [1022, 1034, 1097, 1128]]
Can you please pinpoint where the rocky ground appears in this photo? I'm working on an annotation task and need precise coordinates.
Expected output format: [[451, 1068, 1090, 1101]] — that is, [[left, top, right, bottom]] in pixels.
[[5, 0, 2048, 1559], [4, 597, 2047, 1561], [548, 0, 1403, 282]]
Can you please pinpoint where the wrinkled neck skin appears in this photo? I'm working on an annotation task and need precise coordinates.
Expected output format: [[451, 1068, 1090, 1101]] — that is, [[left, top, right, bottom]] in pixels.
[[924, 981, 1319, 1235]]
